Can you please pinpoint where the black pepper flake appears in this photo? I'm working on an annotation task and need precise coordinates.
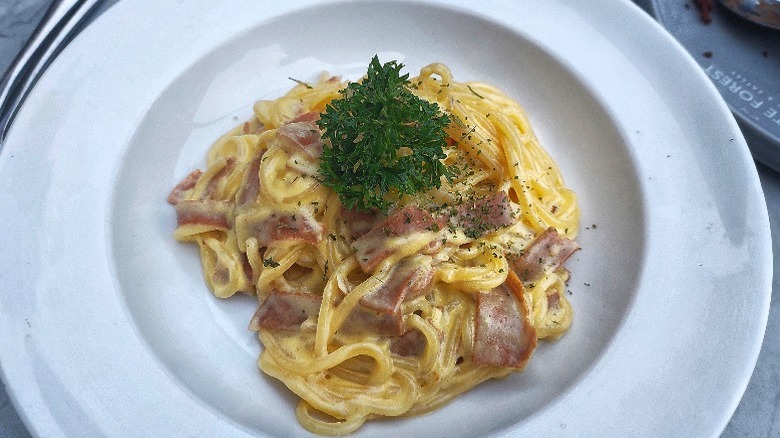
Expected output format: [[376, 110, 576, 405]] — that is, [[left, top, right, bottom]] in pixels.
[[703, 51, 713, 59]]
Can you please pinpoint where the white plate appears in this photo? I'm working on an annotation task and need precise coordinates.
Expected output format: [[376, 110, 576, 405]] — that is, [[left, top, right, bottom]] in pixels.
[[0, 0, 771, 436]]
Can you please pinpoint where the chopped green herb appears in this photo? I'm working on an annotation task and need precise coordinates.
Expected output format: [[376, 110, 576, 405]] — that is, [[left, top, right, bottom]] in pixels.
[[288, 77, 313, 89], [466, 84, 484, 99], [263, 258, 280, 268]]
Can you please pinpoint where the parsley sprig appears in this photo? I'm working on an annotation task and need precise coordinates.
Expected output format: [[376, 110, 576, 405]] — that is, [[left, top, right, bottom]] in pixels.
[[317, 56, 451, 212]]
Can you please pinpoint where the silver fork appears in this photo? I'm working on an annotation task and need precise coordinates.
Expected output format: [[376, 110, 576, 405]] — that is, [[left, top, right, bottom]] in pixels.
[[0, 0, 103, 146]]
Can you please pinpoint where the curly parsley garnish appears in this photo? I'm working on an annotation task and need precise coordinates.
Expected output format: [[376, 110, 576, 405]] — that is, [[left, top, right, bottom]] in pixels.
[[317, 56, 451, 212]]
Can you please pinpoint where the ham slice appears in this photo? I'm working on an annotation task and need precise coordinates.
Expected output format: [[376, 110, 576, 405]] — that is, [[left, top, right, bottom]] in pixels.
[[341, 207, 382, 240], [200, 156, 237, 200], [167, 169, 203, 205], [547, 291, 561, 309], [236, 208, 323, 248], [242, 119, 266, 135], [340, 256, 433, 337], [473, 271, 536, 368], [352, 204, 445, 273], [359, 256, 434, 314], [235, 151, 264, 207], [174, 199, 233, 230], [389, 329, 426, 357], [342, 305, 404, 336], [276, 121, 323, 160], [168, 155, 239, 206], [512, 227, 579, 283], [289, 111, 320, 124], [450, 191, 515, 238], [248, 291, 322, 331]]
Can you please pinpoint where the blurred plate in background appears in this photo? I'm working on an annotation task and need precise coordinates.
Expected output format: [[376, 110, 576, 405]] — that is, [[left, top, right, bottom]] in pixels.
[[636, 0, 780, 171]]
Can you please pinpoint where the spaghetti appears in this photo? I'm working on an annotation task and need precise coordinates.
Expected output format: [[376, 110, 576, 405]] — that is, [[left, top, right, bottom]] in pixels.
[[169, 61, 580, 435]]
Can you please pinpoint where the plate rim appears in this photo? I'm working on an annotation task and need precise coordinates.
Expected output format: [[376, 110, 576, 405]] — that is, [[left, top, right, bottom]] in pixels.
[[0, 0, 771, 436]]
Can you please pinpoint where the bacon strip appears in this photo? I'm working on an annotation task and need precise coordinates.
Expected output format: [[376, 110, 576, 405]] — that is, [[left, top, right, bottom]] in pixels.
[[473, 271, 536, 368], [341, 207, 382, 240], [450, 192, 515, 238], [289, 111, 320, 124], [343, 305, 404, 336], [248, 291, 322, 331], [352, 204, 445, 273], [200, 156, 237, 200], [359, 256, 434, 314], [174, 199, 233, 230], [547, 291, 561, 309], [235, 151, 264, 207], [243, 119, 266, 135], [277, 121, 323, 160], [167, 169, 203, 205], [389, 329, 426, 357], [511, 227, 579, 283], [236, 209, 323, 248]]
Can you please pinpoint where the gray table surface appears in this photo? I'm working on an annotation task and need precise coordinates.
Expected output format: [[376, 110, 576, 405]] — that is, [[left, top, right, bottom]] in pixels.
[[0, 0, 778, 436]]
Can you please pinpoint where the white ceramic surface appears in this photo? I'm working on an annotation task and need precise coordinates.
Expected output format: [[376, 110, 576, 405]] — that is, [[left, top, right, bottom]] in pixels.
[[0, 0, 771, 437]]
